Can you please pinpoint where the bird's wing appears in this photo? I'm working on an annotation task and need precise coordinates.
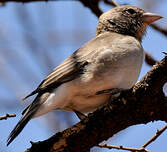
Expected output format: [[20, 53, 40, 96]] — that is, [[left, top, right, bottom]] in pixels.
[[23, 51, 89, 100], [8, 45, 93, 145], [8, 52, 91, 145], [23, 32, 121, 100], [8, 50, 90, 145]]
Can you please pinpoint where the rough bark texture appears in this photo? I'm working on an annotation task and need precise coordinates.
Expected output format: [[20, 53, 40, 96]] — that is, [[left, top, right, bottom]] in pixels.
[[25, 56, 167, 152]]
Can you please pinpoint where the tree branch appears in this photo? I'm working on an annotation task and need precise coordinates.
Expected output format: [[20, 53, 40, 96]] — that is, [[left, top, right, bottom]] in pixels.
[[141, 124, 167, 149], [0, 113, 16, 120], [25, 56, 167, 152], [98, 144, 149, 152], [78, 0, 102, 17], [151, 24, 167, 37], [145, 52, 157, 66], [104, 0, 119, 7], [98, 120, 167, 152]]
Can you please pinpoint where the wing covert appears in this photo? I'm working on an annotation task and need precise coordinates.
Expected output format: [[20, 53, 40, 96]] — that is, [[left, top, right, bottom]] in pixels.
[[23, 52, 89, 100]]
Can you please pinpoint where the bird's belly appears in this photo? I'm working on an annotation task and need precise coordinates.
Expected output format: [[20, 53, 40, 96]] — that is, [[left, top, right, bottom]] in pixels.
[[63, 94, 110, 113], [61, 71, 138, 113], [34, 82, 110, 117], [54, 79, 112, 113]]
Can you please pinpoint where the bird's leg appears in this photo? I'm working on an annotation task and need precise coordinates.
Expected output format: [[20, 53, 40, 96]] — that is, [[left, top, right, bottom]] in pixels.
[[96, 88, 125, 95], [96, 88, 129, 105], [74, 110, 87, 120]]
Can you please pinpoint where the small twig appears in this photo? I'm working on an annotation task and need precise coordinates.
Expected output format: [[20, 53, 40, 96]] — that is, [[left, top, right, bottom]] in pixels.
[[0, 113, 16, 120], [104, 0, 119, 7], [98, 124, 167, 152], [151, 24, 167, 37], [98, 144, 149, 152], [79, 0, 103, 17], [145, 52, 157, 66], [142, 124, 167, 149]]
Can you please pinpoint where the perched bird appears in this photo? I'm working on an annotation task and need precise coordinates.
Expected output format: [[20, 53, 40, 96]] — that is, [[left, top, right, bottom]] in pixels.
[[7, 5, 162, 145]]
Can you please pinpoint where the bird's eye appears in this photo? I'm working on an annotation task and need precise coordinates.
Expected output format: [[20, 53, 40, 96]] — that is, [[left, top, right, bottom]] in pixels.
[[126, 8, 136, 14]]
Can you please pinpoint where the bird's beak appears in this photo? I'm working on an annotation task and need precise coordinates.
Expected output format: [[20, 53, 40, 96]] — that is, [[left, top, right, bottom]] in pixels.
[[142, 12, 163, 24]]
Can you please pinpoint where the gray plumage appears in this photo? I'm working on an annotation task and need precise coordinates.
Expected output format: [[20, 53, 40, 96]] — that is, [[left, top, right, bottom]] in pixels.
[[7, 5, 162, 145]]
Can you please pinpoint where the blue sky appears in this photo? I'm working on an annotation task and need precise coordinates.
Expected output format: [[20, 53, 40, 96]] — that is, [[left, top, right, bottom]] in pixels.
[[0, 1, 167, 152]]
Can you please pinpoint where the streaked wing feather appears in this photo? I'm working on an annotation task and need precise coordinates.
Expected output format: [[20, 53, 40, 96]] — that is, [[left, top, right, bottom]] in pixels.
[[23, 32, 118, 100], [23, 52, 89, 100]]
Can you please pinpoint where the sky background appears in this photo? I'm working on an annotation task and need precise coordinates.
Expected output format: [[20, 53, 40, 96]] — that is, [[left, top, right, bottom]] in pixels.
[[0, 0, 167, 152]]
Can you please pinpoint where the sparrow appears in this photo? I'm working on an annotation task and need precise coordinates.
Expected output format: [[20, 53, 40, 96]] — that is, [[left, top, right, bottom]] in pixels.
[[7, 5, 162, 145]]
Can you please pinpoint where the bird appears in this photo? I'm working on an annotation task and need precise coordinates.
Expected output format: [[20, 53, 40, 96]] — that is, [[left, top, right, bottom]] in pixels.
[[7, 5, 162, 145]]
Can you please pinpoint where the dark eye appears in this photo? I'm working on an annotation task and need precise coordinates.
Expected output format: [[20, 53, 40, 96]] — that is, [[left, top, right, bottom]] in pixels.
[[126, 8, 136, 14]]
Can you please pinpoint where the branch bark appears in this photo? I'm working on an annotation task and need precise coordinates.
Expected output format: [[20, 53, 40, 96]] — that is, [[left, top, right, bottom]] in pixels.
[[25, 56, 167, 152], [0, 113, 16, 120]]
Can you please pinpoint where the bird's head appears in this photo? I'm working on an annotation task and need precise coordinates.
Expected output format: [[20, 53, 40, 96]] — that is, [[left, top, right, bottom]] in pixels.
[[96, 5, 162, 41]]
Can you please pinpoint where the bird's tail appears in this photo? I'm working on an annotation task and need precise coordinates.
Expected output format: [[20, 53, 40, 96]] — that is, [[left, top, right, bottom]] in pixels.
[[7, 111, 33, 146], [7, 95, 41, 146]]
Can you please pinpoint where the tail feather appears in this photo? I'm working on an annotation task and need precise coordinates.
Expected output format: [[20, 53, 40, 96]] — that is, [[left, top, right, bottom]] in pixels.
[[7, 112, 33, 146], [7, 95, 42, 146], [22, 90, 38, 101]]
